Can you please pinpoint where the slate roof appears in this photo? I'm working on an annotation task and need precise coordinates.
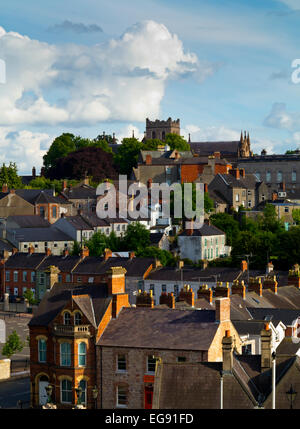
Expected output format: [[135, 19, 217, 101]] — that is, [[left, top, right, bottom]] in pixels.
[[98, 306, 218, 351], [247, 308, 300, 326], [8, 227, 73, 242], [149, 233, 164, 245], [146, 266, 240, 283], [15, 189, 60, 205], [37, 254, 81, 272], [4, 252, 47, 269], [179, 223, 225, 237], [7, 215, 51, 228], [0, 239, 14, 252], [190, 141, 240, 156], [218, 173, 260, 189], [28, 282, 111, 328], [233, 320, 271, 336], [276, 338, 300, 356], [61, 185, 96, 200], [62, 215, 94, 231]]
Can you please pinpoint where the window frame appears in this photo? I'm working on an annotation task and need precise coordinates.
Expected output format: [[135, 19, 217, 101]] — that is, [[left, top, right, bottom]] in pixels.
[[78, 342, 86, 367], [60, 379, 72, 404], [60, 342, 71, 367], [116, 385, 128, 408], [117, 354, 127, 372], [38, 338, 47, 363]]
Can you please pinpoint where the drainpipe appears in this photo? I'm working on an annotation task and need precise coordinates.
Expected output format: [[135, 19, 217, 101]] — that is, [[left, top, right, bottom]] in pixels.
[[220, 371, 223, 409], [272, 351, 276, 409]]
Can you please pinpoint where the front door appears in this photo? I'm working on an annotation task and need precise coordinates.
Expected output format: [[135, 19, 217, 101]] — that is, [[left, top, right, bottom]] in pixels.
[[144, 385, 153, 409], [39, 381, 49, 405]]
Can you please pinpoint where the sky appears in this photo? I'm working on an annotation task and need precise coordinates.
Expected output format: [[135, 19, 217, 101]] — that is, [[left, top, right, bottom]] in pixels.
[[0, 0, 300, 174]]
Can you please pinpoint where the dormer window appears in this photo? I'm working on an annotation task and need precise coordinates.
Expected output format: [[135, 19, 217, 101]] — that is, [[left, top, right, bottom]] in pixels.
[[63, 312, 71, 325]]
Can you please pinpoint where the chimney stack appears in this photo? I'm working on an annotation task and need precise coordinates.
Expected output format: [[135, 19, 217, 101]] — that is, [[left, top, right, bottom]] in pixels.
[[261, 322, 272, 370], [159, 292, 175, 309], [204, 183, 208, 193], [80, 246, 89, 259], [214, 281, 230, 298], [104, 248, 112, 261], [2, 183, 8, 193], [32, 167, 36, 179], [241, 260, 248, 272], [263, 275, 278, 294], [222, 330, 233, 372], [215, 297, 230, 323], [178, 284, 194, 307], [146, 154, 152, 165], [230, 168, 240, 180], [248, 277, 263, 297], [197, 284, 213, 304], [239, 168, 245, 178], [231, 280, 246, 300], [106, 266, 127, 295], [63, 248, 69, 257], [45, 248, 51, 256], [136, 290, 155, 308], [62, 180, 68, 191]]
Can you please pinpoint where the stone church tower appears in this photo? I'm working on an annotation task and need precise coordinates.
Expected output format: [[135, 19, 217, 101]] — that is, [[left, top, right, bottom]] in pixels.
[[145, 117, 180, 141], [238, 131, 251, 158]]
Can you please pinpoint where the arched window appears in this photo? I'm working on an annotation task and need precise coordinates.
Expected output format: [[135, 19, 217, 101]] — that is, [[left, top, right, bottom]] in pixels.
[[61, 379, 72, 404], [63, 312, 71, 325], [79, 380, 87, 405], [78, 342, 86, 367], [60, 342, 71, 366], [74, 312, 82, 325], [38, 339, 47, 363]]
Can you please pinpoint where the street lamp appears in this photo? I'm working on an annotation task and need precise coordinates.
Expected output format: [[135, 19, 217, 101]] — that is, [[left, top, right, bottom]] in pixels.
[[92, 386, 98, 409], [286, 385, 297, 409], [75, 386, 82, 406], [45, 384, 53, 404]]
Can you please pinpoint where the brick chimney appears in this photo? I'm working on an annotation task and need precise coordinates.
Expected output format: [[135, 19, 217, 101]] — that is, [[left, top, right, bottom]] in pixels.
[[263, 275, 278, 294], [177, 260, 184, 270], [204, 183, 208, 193], [230, 168, 240, 180], [2, 183, 8, 193], [159, 292, 175, 309], [288, 264, 300, 288], [248, 277, 263, 297], [241, 260, 248, 272], [146, 154, 152, 165], [239, 168, 246, 178], [178, 284, 194, 307], [136, 290, 154, 308], [62, 180, 68, 191], [45, 248, 51, 256], [281, 182, 286, 191], [261, 322, 272, 370], [106, 266, 127, 295], [28, 246, 34, 254], [80, 246, 89, 259], [231, 280, 246, 299], [104, 248, 112, 261], [214, 281, 230, 298], [222, 330, 233, 372], [63, 248, 69, 257], [197, 284, 213, 304], [129, 251, 135, 260], [10, 189, 15, 194], [215, 297, 230, 323], [32, 167, 36, 179]]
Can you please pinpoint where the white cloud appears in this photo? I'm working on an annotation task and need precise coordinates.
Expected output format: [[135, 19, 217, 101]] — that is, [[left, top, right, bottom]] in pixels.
[[0, 128, 53, 174], [264, 103, 300, 131], [0, 21, 212, 127], [181, 124, 240, 141], [277, 0, 300, 10], [115, 124, 145, 143]]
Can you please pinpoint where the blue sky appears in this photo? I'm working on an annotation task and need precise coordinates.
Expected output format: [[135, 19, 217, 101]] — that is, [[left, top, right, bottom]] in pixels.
[[0, 0, 300, 173]]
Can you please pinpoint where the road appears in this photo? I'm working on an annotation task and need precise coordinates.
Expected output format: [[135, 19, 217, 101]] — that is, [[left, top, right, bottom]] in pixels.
[[0, 377, 30, 408]]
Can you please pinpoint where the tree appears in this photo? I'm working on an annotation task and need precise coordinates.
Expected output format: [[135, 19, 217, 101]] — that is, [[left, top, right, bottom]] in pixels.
[[136, 246, 177, 266], [0, 162, 23, 189], [113, 137, 142, 176], [165, 133, 190, 151], [204, 192, 214, 213], [84, 232, 108, 257], [209, 213, 240, 246], [292, 209, 300, 225], [122, 222, 151, 252], [259, 203, 283, 233], [94, 134, 117, 145], [142, 138, 162, 150], [70, 241, 81, 256], [43, 133, 77, 170], [2, 330, 24, 358], [23, 289, 38, 305]]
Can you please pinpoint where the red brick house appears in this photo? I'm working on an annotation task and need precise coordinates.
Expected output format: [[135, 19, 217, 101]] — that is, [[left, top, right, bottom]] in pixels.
[[28, 266, 129, 409]]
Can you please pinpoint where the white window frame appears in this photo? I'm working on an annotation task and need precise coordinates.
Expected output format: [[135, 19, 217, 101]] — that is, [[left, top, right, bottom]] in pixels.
[[60, 379, 72, 404], [60, 342, 71, 367], [116, 385, 127, 408], [38, 339, 47, 363]]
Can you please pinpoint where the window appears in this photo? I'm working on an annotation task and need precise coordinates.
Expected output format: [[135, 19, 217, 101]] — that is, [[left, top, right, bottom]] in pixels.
[[58, 274, 62, 283], [247, 190, 251, 195], [64, 242, 68, 248], [117, 385, 127, 407], [24, 244, 28, 249], [88, 277, 94, 283], [122, 224, 126, 231], [78, 380, 86, 405], [5, 271, 10, 282], [66, 274, 71, 283], [40, 273, 45, 284], [78, 342, 86, 367], [14, 287, 18, 296], [166, 167, 172, 175], [211, 248, 213, 258], [44, 242, 48, 249], [38, 339, 47, 362], [39, 206, 45, 217], [150, 284, 155, 296], [266, 171, 271, 182], [64, 312, 71, 325], [60, 342, 71, 366], [74, 312, 82, 325], [117, 354, 127, 372], [255, 171, 261, 180], [34, 243, 38, 249], [31, 272, 35, 282], [177, 356, 186, 363], [61, 379, 72, 404], [106, 228, 110, 234], [204, 239, 207, 246], [52, 206, 57, 218], [147, 355, 158, 373], [216, 247, 219, 257], [117, 225, 120, 231], [13, 271, 18, 282], [54, 243, 57, 248], [277, 171, 283, 183], [235, 194, 239, 202], [22, 271, 27, 282], [174, 285, 179, 296], [162, 284, 167, 293], [22, 287, 27, 294], [242, 344, 252, 355], [248, 201, 252, 208], [152, 131, 156, 139], [292, 171, 297, 182], [285, 207, 289, 213]]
